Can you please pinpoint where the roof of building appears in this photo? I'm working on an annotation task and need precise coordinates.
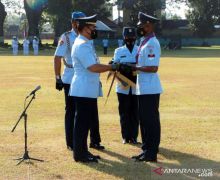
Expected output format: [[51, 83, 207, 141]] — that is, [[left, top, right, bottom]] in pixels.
[[99, 17, 119, 29]]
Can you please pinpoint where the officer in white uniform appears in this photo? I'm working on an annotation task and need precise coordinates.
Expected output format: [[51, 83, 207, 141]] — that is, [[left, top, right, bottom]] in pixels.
[[54, 11, 86, 151], [131, 12, 163, 162], [23, 38, 30, 55], [102, 38, 109, 55], [69, 14, 124, 163], [113, 27, 139, 144], [118, 39, 123, 47], [33, 36, 39, 55], [12, 36, 18, 55]]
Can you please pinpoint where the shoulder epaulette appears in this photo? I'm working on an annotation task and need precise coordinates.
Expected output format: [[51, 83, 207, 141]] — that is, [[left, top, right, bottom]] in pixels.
[[64, 31, 71, 35]]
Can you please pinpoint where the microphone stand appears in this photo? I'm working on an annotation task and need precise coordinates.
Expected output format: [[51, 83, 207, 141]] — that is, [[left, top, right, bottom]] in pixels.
[[11, 93, 44, 165]]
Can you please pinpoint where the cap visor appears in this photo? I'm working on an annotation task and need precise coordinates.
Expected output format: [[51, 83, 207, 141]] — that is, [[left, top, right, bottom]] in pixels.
[[96, 20, 113, 31]]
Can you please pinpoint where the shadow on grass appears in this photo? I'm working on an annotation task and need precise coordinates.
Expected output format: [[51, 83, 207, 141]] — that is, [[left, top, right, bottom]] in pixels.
[[158, 148, 220, 179], [86, 149, 152, 180], [84, 148, 220, 179]]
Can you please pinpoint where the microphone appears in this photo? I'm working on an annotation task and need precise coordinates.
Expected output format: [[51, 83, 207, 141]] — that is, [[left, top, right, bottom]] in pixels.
[[26, 85, 41, 98]]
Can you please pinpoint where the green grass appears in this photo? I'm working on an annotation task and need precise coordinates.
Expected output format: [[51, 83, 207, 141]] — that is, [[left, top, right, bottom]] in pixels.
[[0, 47, 220, 179]]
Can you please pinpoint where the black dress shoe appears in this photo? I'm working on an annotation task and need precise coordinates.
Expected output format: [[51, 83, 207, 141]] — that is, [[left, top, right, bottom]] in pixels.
[[135, 155, 157, 162], [130, 138, 138, 144], [90, 143, 105, 150], [131, 152, 144, 159], [87, 151, 101, 159], [122, 139, 129, 144], [74, 156, 98, 163], [67, 146, 73, 151]]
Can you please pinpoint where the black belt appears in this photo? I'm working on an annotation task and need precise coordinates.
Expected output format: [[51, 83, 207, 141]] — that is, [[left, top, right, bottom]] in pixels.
[[63, 59, 73, 68]]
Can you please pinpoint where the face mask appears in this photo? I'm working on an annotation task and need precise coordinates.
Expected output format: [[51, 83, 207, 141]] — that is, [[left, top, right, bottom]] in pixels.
[[136, 27, 145, 37], [89, 28, 98, 39], [124, 38, 136, 46]]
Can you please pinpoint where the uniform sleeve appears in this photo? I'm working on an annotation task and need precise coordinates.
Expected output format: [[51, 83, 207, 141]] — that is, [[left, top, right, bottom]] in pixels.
[[144, 40, 161, 66], [77, 44, 97, 69], [113, 48, 120, 63], [54, 34, 67, 57]]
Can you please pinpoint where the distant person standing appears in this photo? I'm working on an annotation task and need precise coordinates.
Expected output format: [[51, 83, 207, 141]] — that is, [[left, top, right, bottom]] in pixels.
[[102, 38, 109, 55], [23, 38, 30, 55], [33, 36, 39, 55], [12, 36, 18, 55], [118, 39, 123, 47]]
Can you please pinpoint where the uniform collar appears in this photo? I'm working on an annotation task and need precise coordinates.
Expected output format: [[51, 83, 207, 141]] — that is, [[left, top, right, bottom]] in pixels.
[[123, 44, 137, 55], [144, 32, 155, 39], [71, 28, 77, 36], [78, 34, 89, 42]]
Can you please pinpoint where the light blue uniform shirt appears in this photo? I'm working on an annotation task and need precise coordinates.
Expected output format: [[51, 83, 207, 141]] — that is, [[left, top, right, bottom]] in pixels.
[[113, 45, 138, 95], [136, 36, 163, 95], [102, 39, 109, 47], [54, 29, 77, 84], [69, 35, 103, 98]]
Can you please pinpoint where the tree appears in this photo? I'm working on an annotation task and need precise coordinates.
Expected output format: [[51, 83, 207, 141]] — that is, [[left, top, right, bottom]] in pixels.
[[0, 0, 7, 44], [186, 0, 220, 38], [46, 0, 111, 45], [24, 0, 47, 38], [168, 0, 220, 38], [120, 0, 162, 35], [46, 0, 73, 45], [72, 0, 111, 17], [122, 0, 162, 26]]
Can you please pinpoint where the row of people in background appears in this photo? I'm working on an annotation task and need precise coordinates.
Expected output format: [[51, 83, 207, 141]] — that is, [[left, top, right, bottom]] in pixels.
[[11, 36, 39, 55], [12, 36, 136, 56], [54, 11, 163, 163]]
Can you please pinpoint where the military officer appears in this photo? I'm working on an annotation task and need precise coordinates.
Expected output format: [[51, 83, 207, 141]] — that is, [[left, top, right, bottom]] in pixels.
[[132, 12, 163, 162], [12, 36, 18, 55], [102, 38, 109, 55], [118, 39, 123, 47], [54, 11, 86, 151], [54, 12, 105, 152], [113, 27, 139, 144], [23, 37, 30, 55], [33, 36, 39, 55], [69, 14, 127, 163]]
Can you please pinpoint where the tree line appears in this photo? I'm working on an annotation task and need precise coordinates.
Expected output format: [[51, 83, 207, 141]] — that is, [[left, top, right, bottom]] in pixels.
[[0, 0, 111, 45]]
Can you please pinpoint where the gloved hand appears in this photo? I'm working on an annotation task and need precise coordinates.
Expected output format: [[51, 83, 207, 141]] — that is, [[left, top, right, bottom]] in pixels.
[[119, 64, 135, 74], [56, 77, 64, 91], [111, 63, 120, 71], [108, 60, 114, 64]]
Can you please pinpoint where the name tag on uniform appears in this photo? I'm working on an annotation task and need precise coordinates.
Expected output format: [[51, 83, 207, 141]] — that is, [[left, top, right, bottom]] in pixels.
[[120, 55, 126, 58], [148, 54, 155, 58]]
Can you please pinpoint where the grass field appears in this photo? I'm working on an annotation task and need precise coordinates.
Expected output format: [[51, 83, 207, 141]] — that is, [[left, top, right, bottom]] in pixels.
[[0, 47, 220, 180]]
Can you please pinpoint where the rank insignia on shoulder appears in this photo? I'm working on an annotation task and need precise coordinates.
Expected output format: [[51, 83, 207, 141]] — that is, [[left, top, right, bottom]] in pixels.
[[65, 31, 71, 35], [59, 40, 64, 46]]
